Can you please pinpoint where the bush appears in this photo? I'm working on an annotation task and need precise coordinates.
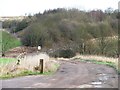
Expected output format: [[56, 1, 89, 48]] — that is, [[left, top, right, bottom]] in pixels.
[[19, 8, 118, 58], [15, 19, 29, 32], [49, 49, 76, 58], [59, 49, 76, 58]]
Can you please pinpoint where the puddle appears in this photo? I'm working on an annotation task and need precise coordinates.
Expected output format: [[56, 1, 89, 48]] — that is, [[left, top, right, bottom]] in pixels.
[[94, 85, 102, 88], [90, 73, 111, 88], [98, 73, 110, 81], [78, 82, 103, 88], [99, 75, 109, 81], [91, 81, 102, 85], [77, 84, 93, 88], [91, 81, 102, 88], [98, 73, 107, 75]]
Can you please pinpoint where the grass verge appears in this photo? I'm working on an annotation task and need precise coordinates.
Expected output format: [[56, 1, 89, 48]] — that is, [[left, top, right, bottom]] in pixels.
[[0, 70, 53, 79], [79, 59, 120, 74], [0, 63, 60, 79]]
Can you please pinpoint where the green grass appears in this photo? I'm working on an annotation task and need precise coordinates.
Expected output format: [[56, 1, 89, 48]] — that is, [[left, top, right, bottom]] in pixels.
[[80, 59, 119, 74], [0, 70, 54, 79], [0, 31, 21, 52], [0, 63, 60, 79], [80, 59, 116, 68], [0, 58, 16, 64], [19, 70, 53, 76]]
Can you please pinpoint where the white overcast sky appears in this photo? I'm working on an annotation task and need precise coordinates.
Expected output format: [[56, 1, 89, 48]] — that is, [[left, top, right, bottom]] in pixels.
[[0, 0, 119, 16]]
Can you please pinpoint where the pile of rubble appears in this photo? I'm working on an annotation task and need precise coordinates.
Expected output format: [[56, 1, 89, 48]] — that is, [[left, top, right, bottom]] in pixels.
[[4, 46, 37, 58]]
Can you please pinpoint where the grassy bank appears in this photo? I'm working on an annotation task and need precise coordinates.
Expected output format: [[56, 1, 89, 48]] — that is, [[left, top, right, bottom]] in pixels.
[[80, 59, 116, 68], [1, 31, 21, 53], [71, 54, 119, 74], [0, 61, 60, 79], [79, 58, 119, 74], [0, 70, 53, 79]]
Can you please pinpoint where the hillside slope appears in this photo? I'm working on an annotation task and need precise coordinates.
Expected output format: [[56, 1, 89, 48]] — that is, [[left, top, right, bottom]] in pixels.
[[2, 8, 119, 57], [1, 31, 21, 56]]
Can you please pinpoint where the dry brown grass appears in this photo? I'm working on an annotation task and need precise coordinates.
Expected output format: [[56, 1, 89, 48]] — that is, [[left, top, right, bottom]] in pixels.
[[0, 53, 59, 77], [74, 54, 118, 63], [18, 53, 58, 72], [72, 54, 118, 70]]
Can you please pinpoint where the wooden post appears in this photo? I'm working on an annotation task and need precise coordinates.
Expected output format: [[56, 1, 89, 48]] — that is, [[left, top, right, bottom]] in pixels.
[[39, 59, 44, 73]]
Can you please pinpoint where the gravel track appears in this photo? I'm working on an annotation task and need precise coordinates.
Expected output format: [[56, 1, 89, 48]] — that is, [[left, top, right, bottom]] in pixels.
[[1, 59, 118, 88]]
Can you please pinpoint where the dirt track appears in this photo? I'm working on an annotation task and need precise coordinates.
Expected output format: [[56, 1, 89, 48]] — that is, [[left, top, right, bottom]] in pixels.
[[1, 60, 118, 88]]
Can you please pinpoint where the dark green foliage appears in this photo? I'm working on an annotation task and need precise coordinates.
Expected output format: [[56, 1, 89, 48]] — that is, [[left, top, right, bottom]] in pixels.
[[2, 20, 18, 33], [15, 19, 29, 32], [59, 49, 76, 58], [2, 18, 30, 33], [49, 49, 76, 58], [2, 20, 17, 29]]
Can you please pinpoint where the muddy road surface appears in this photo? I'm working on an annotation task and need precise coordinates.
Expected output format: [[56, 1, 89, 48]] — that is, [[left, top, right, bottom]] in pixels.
[[1, 60, 118, 88]]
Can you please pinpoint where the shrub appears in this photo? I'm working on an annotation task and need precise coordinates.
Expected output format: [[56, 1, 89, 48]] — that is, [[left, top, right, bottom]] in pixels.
[[19, 8, 118, 58], [15, 19, 29, 32], [50, 49, 76, 58]]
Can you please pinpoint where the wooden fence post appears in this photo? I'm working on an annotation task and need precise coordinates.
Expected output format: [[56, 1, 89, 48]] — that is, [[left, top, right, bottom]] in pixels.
[[39, 59, 44, 73]]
